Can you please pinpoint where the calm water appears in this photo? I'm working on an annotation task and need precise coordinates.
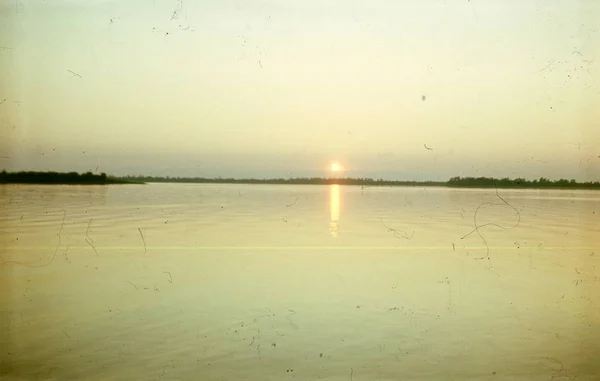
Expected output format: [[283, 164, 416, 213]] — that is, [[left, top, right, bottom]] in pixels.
[[0, 183, 599, 380]]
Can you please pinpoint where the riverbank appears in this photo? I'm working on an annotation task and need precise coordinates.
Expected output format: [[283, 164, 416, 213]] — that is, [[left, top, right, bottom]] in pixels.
[[0, 171, 144, 185], [112, 175, 600, 190], [2, 171, 599, 189]]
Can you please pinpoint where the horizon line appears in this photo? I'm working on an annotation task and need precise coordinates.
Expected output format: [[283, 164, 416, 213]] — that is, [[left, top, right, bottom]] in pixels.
[[2, 171, 600, 185], [110, 174, 599, 182]]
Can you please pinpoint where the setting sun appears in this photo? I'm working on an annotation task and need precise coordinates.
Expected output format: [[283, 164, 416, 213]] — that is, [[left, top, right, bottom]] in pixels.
[[331, 162, 342, 172]]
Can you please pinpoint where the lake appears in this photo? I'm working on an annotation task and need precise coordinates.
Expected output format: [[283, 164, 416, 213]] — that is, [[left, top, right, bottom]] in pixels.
[[1, 183, 599, 380]]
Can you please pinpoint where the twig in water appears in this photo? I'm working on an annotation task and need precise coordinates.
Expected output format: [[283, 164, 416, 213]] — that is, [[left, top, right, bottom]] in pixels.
[[350, 367, 354, 381], [380, 218, 414, 240], [62, 330, 70, 338], [461, 183, 521, 261], [126, 281, 138, 290], [63, 245, 71, 262], [86, 218, 92, 236], [162, 271, 173, 283], [286, 197, 298, 207], [537, 61, 555, 73], [424, 144, 433, 150], [159, 362, 174, 379], [0, 210, 66, 268], [540, 356, 565, 373], [85, 237, 98, 255], [170, 0, 183, 20], [138, 228, 147, 253], [68, 70, 82, 78]]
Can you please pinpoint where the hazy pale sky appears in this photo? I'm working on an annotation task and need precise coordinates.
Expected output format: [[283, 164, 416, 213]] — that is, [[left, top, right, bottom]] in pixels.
[[0, 0, 599, 180]]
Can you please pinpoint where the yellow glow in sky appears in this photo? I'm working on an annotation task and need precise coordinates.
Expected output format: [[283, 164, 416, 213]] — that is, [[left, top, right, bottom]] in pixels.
[[1, 0, 599, 181]]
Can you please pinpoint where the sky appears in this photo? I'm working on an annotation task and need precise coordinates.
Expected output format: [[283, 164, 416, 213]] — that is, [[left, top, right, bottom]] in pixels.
[[0, 0, 599, 181]]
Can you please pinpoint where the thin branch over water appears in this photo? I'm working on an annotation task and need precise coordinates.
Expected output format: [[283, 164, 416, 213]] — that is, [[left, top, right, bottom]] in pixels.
[[85, 237, 98, 255], [380, 218, 414, 240], [461, 183, 521, 260], [138, 228, 147, 253], [126, 281, 138, 290], [0, 210, 66, 268]]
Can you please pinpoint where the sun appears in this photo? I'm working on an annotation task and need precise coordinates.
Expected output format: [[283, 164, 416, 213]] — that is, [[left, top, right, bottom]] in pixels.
[[331, 162, 342, 172]]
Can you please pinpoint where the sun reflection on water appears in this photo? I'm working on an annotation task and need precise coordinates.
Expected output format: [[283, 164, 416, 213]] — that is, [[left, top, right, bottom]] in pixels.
[[329, 184, 340, 237]]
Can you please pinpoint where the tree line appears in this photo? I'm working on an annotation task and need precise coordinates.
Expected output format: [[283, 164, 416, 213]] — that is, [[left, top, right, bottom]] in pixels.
[[1, 171, 599, 189], [447, 176, 600, 189], [0, 171, 136, 184], [113, 175, 447, 187], [114, 175, 600, 189]]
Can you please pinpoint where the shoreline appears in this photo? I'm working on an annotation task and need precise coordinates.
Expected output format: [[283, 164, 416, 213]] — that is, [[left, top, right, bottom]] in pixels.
[[0, 171, 143, 185], [2, 181, 599, 190], [1, 171, 599, 190], [142, 183, 600, 190], [118, 180, 600, 190], [0, 181, 143, 185], [110, 176, 600, 190]]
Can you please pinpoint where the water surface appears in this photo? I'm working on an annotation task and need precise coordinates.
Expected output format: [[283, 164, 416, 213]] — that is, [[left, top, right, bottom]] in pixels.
[[1, 184, 599, 380]]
